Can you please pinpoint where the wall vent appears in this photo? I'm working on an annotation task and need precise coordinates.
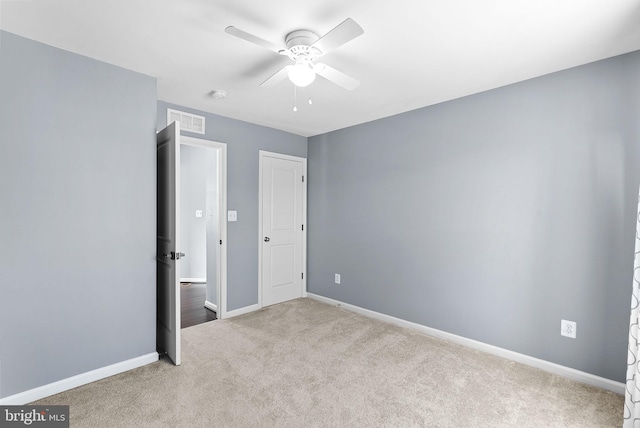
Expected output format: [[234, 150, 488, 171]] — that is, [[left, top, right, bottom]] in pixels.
[[167, 108, 205, 135]]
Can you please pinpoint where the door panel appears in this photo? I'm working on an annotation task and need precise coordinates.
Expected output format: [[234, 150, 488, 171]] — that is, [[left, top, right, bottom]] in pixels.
[[271, 167, 297, 230], [156, 121, 181, 365], [271, 244, 295, 286], [262, 154, 304, 307]]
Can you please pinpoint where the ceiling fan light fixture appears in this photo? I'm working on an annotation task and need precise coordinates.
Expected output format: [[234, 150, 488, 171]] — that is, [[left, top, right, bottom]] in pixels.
[[288, 63, 316, 87]]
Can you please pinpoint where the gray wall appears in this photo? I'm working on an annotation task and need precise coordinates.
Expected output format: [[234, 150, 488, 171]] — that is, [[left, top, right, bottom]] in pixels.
[[0, 32, 157, 398], [308, 50, 640, 383], [157, 102, 307, 311]]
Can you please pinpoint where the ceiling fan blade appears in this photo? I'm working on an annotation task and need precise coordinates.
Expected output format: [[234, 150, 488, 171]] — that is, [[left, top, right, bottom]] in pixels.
[[314, 63, 360, 90], [225, 26, 284, 54], [311, 18, 364, 56], [261, 65, 292, 87]]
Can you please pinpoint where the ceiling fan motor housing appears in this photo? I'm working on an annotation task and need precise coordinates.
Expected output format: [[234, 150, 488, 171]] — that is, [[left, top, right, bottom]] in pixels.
[[284, 30, 321, 63]]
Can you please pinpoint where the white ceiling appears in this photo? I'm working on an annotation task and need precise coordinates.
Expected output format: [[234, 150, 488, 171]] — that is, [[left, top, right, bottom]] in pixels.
[[1, 0, 639, 137]]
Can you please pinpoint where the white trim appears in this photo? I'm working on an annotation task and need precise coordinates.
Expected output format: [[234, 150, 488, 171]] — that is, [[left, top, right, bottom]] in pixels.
[[225, 304, 260, 319], [301, 155, 307, 299], [259, 151, 308, 163], [306, 293, 625, 395], [180, 277, 206, 283], [258, 151, 308, 308], [204, 300, 217, 312], [0, 353, 158, 405], [258, 153, 264, 309], [181, 136, 228, 320]]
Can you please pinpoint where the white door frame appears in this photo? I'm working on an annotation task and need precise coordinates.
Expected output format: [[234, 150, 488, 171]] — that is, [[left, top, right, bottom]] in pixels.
[[182, 136, 229, 319], [258, 150, 307, 309]]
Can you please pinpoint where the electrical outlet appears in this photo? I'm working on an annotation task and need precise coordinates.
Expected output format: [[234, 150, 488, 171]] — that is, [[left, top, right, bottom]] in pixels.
[[335, 273, 341, 284], [561, 320, 577, 339]]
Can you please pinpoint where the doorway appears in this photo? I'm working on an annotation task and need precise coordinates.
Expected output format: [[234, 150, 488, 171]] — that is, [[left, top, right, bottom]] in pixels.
[[157, 122, 228, 365], [181, 136, 228, 323], [179, 143, 217, 328]]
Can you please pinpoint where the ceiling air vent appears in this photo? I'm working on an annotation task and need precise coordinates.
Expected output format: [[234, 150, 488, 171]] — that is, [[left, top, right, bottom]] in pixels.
[[167, 108, 205, 135]]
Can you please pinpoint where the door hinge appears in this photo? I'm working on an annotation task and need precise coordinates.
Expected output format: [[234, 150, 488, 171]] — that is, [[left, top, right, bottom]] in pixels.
[[220, 240, 222, 245], [301, 273, 304, 279], [302, 224, 304, 231], [302, 175, 304, 182]]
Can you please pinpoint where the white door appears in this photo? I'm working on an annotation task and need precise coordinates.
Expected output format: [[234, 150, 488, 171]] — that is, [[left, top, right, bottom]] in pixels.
[[260, 152, 306, 307], [157, 121, 181, 365]]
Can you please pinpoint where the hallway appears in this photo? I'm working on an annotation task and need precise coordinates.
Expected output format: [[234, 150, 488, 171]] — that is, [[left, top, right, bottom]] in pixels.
[[180, 282, 216, 328]]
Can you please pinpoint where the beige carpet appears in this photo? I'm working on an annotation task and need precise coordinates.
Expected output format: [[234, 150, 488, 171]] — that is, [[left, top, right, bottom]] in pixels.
[[34, 298, 623, 427]]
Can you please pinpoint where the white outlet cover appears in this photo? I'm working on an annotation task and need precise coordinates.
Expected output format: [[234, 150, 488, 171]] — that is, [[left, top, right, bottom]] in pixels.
[[561, 319, 577, 339], [335, 273, 341, 284], [228, 210, 237, 222], [195, 210, 203, 218]]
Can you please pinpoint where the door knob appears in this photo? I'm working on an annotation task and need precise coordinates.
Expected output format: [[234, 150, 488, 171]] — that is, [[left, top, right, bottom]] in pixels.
[[162, 252, 186, 260], [264, 237, 270, 242]]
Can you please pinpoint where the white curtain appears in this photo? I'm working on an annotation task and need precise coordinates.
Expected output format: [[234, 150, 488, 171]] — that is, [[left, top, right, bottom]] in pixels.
[[625, 189, 640, 427]]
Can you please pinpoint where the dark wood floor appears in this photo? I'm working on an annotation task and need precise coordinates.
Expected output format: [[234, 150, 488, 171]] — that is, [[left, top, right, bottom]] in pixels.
[[181, 282, 217, 329]]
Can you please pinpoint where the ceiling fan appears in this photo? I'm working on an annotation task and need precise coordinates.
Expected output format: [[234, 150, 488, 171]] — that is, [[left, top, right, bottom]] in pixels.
[[225, 18, 364, 90]]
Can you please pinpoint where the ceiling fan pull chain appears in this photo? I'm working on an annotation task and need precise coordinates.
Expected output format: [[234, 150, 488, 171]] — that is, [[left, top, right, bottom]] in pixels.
[[293, 85, 298, 112]]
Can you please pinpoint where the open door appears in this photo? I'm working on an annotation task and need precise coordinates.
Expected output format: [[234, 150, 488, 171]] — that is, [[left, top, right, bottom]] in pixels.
[[157, 121, 181, 365]]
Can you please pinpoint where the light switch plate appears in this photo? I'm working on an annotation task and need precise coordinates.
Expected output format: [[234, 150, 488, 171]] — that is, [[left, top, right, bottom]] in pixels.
[[228, 210, 237, 222]]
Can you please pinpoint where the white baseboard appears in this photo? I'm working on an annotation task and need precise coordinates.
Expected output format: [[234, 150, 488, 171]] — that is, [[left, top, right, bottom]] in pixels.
[[225, 303, 260, 319], [180, 278, 206, 283], [204, 300, 217, 312], [307, 293, 625, 395], [0, 352, 159, 405]]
